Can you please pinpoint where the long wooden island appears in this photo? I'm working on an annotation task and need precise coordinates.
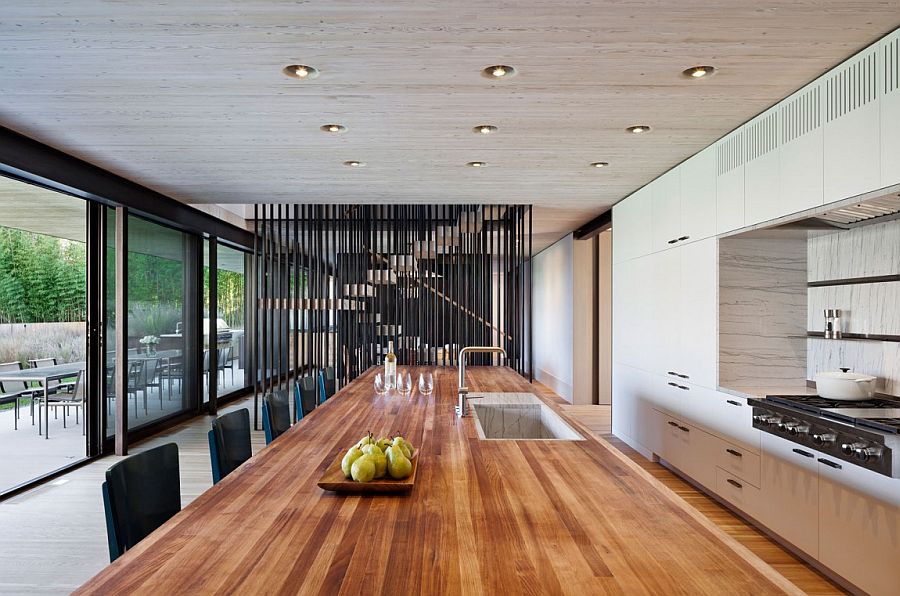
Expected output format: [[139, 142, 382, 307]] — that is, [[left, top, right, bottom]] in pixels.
[[77, 367, 801, 594]]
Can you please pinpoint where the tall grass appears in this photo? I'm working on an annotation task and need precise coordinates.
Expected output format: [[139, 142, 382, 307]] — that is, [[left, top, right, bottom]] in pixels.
[[0, 322, 86, 366]]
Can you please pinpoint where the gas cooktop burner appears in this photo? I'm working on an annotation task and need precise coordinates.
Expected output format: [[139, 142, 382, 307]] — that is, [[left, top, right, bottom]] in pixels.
[[767, 394, 900, 413]]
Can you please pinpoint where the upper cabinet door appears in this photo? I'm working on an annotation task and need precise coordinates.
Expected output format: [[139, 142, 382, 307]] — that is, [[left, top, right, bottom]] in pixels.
[[676, 237, 717, 389], [881, 31, 900, 189], [651, 171, 682, 252], [744, 108, 782, 226], [823, 45, 881, 203], [715, 128, 745, 234], [779, 83, 824, 215], [612, 185, 653, 264], [680, 147, 717, 243]]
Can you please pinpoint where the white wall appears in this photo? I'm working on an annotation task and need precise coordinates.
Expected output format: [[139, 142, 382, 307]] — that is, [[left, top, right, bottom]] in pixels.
[[532, 235, 574, 401]]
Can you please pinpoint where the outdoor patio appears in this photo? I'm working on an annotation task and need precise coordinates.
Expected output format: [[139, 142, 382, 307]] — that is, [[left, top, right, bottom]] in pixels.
[[0, 361, 246, 495]]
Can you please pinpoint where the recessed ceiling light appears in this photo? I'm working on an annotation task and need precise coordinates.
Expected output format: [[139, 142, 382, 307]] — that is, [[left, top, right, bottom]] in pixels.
[[321, 124, 347, 133], [283, 64, 320, 80], [467, 161, 488, 168], [626, 125, 651, 134], [481, 65, 517, 79], [590, 162, 609, 168], [343, 160, 365, 167], [683, 65, 716, 78], [474, 125, 498, 135]]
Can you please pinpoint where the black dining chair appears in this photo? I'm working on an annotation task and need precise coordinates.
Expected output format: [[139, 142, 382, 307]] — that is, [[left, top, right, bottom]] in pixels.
[[318, 366, 336, 404], [262, 390, 292, 445], [208, 408, 252, 484], [295, 376, 318, 422], [102, 443, 181, 562]]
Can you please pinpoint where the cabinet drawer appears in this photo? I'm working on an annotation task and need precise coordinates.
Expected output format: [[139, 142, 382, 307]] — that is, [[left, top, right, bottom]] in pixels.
[[715, 440, 761, 488], [716, 467, 762, 519]]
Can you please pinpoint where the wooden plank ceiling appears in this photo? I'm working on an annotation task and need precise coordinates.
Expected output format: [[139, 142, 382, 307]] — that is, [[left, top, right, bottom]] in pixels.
[[1, 1, 898, 252]]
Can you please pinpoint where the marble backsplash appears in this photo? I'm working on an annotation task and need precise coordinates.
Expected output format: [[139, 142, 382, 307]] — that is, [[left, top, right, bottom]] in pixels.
[[807, 218, 900, 396], [719, 234, 808, 387]]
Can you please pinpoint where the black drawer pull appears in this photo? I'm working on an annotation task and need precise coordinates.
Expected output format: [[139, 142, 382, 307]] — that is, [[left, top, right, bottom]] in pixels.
[[726, 400, 742, 407], [667, 371, 678, 377], [818, 458, 842, 470], [678, 385, 690, 391], [792, 448, 814, 458], [678, 236, 690, 241], [726, 448, 743, 457], [667, 421, 679, 427], [678, 425, 690, 433], [679, 373, 690, 379], [667, 238, 678, 244], [726, 478, 742, 489], [667, 382, 679, 387]]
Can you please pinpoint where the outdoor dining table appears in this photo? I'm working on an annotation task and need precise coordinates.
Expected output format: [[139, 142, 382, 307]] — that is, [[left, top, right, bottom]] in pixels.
[[0, 361, 85, 439]]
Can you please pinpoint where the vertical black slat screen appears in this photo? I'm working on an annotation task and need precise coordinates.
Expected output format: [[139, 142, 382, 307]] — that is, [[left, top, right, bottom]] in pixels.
[[251, 204, 532, 395]]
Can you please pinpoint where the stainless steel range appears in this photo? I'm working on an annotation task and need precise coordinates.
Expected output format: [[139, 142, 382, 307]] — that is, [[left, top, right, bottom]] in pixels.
[[747, 394, 900, 478]]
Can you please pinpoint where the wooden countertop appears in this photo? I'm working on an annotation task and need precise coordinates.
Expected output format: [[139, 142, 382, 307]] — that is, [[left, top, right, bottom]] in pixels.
[[77, 367, 801, 595]]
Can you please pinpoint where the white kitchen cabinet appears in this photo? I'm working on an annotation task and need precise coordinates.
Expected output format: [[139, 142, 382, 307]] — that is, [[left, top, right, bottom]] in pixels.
[[760, 433, 820, 558], [611, 362, 639, 440], [715, 127, 745, 234], [651, 170, 682, 252], [649, 248, 680, 375], [710, 393, 760, 453], [823, 46, 881, 203], [675, 237, 717, 388], [779, 83, 824, 216], [714, 439, 761, 488], [612, 185, 652, 263], [680, 146, 717, 243], [612, 262, 635, 367], [881, 31, 900, 189], [716, 467, 763, 520], [659, 416, 717, 490], [744, 108, 782, 226], [818, 457, 900, 596]]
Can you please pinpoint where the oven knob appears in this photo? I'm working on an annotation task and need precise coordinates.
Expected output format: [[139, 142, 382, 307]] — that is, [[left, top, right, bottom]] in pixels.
[[854, 445, 883, 462], [789, 423, 810, 436], [779, 420, 798, 432], [842, 442, 866, 456], [812, 432, 837, 446]]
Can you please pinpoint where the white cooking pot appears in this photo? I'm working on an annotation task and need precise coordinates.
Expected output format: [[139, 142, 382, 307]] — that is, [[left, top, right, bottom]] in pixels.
[[815, 368, 878, 401]]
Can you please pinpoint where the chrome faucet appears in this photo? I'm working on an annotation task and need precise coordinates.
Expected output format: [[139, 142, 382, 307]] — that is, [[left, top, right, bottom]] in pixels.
[[456, 346, 506, 417]]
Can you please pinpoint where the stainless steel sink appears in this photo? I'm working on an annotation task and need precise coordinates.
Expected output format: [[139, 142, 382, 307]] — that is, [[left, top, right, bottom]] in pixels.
[[470, 393, 584, 440]]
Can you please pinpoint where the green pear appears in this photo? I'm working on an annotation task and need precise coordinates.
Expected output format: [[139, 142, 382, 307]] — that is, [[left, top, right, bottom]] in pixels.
[[392, 436, 412, 459], [341, 446, 364, 478], [376, 437, 392, 452], [387, 450, 413, 479], [362, 444, 382, 457], [358, 433, 375, 448], [371, 451, 388, 478], [351, 454, 376, 482]]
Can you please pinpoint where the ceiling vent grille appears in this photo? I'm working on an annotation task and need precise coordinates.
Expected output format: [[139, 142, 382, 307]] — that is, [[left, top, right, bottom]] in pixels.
[[745, 111, 780, 161], [782, 86, 821, 143], [825, 49, 878, 122], [716, 130, 743, 175], [885, 35, 899, 94]]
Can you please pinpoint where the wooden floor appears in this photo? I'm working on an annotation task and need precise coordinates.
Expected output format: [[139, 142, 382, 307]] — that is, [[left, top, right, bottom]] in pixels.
[[0, 398, 843, 594], [563, 405, 845, 596]]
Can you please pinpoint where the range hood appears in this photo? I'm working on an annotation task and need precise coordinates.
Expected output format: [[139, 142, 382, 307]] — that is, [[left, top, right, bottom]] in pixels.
[[780, 190, 900, 231]]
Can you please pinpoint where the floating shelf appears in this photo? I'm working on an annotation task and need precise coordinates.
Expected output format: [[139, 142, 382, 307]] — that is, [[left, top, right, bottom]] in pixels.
[[807, 331, 900, 342], [807, 274, 900, 288]]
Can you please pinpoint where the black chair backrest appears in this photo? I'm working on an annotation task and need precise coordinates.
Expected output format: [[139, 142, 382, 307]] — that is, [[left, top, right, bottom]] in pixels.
[[211, 408, 252, 480], [103, 443, 181, 559], [297, 376, 318, 417], [321, 366, 336, 400], [264, 390, 292, 441]]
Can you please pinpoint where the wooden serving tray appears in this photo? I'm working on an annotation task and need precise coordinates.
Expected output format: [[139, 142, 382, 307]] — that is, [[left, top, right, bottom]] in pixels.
[[318, 450, 418, 493]]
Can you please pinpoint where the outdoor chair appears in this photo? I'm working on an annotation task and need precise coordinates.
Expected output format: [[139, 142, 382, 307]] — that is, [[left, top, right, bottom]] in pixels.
[[217, 346, 234, 386], [39, 369, 85, 434], [29, 357, 75, 395], [0, 361, 28, 430]]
